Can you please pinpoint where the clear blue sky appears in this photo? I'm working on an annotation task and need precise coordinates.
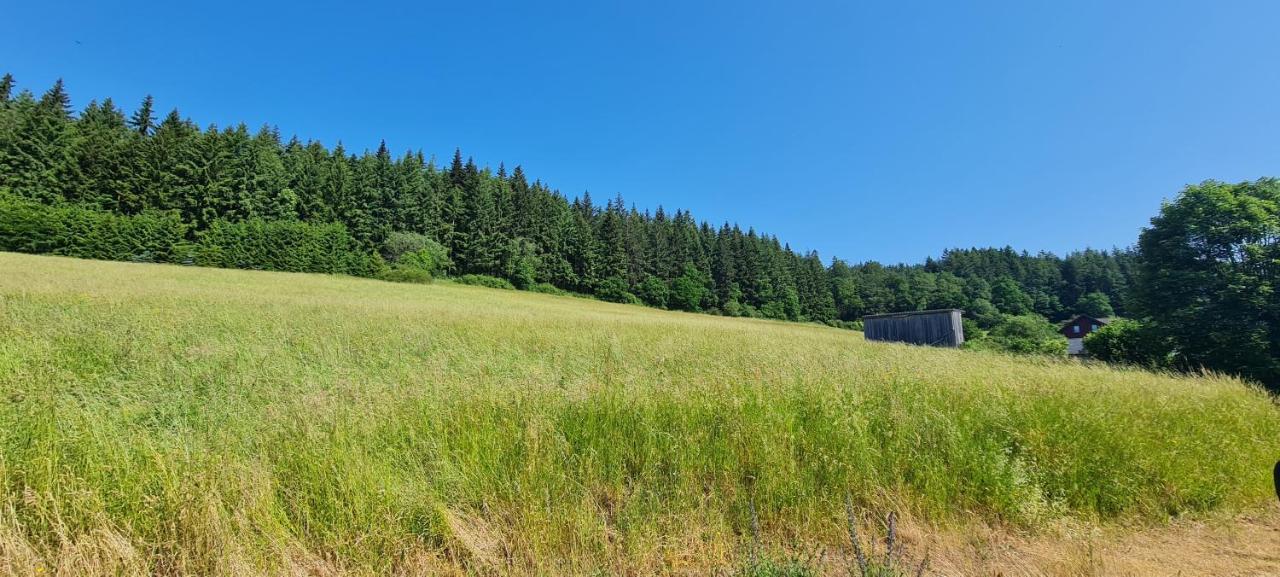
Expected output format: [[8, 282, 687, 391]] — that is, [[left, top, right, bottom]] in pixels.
[[4, 1, 1278, 264]]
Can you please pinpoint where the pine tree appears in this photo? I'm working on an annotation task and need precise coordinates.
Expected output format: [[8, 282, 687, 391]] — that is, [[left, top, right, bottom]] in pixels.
[[67, 98, 131, 209], [0, 73, 13, 105], [147, 109, 204, 224], [39, 79, 73, 119], [2, 80, 78, 202], [129, 95, 155, 136]]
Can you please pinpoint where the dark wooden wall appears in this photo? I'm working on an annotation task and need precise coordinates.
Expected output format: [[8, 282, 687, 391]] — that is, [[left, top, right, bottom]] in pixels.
[[863, 309, 964, 347], [1060, 315, 1105, 339]]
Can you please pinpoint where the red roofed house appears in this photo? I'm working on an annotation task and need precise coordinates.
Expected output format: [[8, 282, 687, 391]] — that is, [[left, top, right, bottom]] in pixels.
[[1062, 314, 1110, 355]]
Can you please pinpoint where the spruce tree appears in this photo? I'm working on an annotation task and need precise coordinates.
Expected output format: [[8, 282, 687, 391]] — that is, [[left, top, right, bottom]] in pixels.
[[39, 79, 73, 119], [67, 98, 130, 209], [0, 73, 13, 104], [129, 95, 155, 136]]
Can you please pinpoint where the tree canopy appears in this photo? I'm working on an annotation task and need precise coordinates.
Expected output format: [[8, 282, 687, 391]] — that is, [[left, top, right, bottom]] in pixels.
[[1133, 179, 1280, 388]]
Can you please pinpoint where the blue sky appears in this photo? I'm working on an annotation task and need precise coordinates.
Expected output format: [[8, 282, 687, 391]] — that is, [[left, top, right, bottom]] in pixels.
[[3, 1, 1278, 264]]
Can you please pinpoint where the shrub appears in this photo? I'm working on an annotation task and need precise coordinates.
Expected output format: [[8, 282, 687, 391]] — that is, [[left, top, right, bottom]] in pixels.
[[528, 282, 568, 296], [381, 231, 429, 262], [455, 274, 515, 290], [1084, 318, 1171, 367], [669, 264, 712, 312], [378, 268, 433, 284], [594, 276, 639, 304], [381, 232, 451, 277], [634, 275, 669, 308], [826, 319, 863, 331], [970, 314, 1067, 355]]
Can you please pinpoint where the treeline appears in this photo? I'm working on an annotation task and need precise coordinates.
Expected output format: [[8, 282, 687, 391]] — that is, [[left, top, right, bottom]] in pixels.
[[0, 75, 1137, 329]]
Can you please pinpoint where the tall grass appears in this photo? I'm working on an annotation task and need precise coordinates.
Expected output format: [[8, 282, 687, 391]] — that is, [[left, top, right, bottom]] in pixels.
[[1, 252, 1277, 575]]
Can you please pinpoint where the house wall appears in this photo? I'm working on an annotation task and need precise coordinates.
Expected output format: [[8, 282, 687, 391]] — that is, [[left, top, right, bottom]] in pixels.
[[1061, 316, 1102, 340], [864, 309, 964, 347], [1062, 316, 1108, 355]]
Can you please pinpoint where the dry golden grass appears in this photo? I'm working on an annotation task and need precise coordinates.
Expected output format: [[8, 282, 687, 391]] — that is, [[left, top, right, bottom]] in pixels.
[[1, 252, 1277, 576]]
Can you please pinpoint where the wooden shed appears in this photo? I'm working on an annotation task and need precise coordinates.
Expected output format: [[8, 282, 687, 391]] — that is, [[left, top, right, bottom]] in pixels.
[[863, 309, 965, 347]]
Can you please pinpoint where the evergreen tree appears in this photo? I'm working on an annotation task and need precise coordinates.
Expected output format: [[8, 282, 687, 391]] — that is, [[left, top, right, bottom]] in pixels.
[[129, 95, 155, 136], [0, 73, 13, 104], [66, 98, 131, 209]]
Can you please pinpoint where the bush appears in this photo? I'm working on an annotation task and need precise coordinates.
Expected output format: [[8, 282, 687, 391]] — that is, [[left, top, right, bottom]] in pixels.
[[378, 268, 434, 284], [455, 274, 515, 290], [594, 276, 639, 304], [825, 319, 863, 331], [961, 317, 985, 341], [634, 275, 669, 308], [382, 232, 451, 277], [669, 264, 712, 312], [1084, 318, 1170, 367], [381, 231, 429, 262], [971, 314, 1067, 356], [528, 282, 568, 296]]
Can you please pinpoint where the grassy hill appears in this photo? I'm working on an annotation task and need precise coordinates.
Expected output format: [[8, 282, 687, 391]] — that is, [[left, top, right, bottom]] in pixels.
[[1, 252, 1277, 576]]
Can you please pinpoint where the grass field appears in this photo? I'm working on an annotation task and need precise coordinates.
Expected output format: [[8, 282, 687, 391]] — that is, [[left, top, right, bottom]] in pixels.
[[1, 252, 1278, 576]]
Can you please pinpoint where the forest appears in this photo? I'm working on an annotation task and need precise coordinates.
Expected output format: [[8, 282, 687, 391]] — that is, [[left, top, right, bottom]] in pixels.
[[0, 76, 1133, 323], [2, 75, 1275, 388]]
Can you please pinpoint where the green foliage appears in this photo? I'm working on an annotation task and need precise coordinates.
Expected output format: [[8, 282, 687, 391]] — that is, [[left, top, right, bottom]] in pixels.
[[594, 275, 639, 304], [194, 218, 384, 276], [669, 263, 713, 312], [961, 317, 985, 341], [990, 276, 1034, 315], [502, 237, 540, 290], [1083, 319, 1170, 367], [454, 273, 515, 290], [736, 555, 820, 577], [396, 248, 445, 275], [380, 231, 450, 283], [528, 282, 569, 296], [0, 194, 188, 262], [381, 231, 434, 263], [1073, 291, 1115, 318], [378, 267, 433, 284], [634, 275, 669, 308], [1134, 179, 1280, 389], [971, 314, 1068, 356], [966, 298, 1003, 328]]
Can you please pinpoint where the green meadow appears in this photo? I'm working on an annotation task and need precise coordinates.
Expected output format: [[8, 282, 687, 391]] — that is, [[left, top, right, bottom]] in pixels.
[[1, 252, 1276, 576]]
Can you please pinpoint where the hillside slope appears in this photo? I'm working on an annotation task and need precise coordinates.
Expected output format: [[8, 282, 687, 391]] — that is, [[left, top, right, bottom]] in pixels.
[[0, 252, 1277, 576]]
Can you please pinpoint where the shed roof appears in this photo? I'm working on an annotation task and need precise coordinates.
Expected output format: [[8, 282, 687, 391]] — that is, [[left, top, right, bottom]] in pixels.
[[863, 309, 963, 320]]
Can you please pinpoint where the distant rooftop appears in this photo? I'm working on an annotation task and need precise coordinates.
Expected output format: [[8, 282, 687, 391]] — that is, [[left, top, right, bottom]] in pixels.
[[862, 309, 963, 320]]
